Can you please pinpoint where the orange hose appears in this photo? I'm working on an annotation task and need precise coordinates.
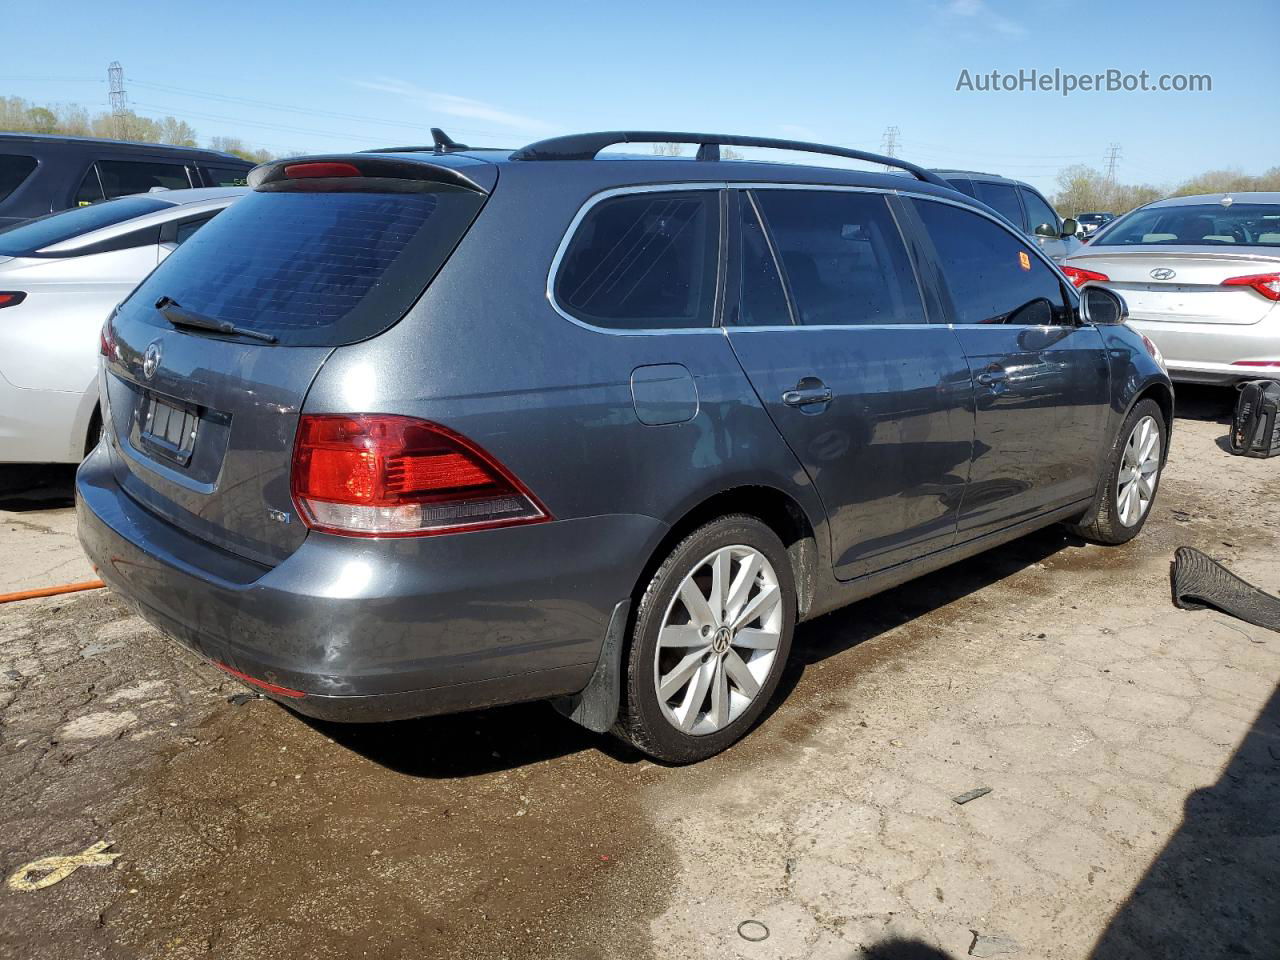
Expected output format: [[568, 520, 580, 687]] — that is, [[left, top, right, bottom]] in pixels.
[[0, 580, 105, 604]]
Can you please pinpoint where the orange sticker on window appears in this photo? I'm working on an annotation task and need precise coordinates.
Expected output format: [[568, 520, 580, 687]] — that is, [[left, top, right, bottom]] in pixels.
[[1018, 251, 1031, 271]]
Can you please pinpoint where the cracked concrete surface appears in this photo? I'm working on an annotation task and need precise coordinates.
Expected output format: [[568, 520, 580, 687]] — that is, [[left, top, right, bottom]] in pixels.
[[0, 387, 1277, 960]]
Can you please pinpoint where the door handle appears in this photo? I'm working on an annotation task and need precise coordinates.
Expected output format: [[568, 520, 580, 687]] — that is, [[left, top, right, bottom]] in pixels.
[[976, 369, 1007, 387], [782, 385, 833, 407]]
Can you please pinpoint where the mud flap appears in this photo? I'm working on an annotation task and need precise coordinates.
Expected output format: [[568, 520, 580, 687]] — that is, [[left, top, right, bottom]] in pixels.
[[552, 599, 630, 734], [1171, 547, 1280, 634]]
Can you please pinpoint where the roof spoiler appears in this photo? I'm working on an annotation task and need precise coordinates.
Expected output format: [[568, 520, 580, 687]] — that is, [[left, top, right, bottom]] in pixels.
[[248, 154, 489, 194], [509, 131, 950, 188]]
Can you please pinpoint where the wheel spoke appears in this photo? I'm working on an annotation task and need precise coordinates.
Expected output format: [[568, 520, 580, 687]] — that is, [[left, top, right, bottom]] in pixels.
[[732, 627, 780, 651], [723, 649, 760, 698], [710, 550, 730, 624], [708, 658, 729, 730], [659, 624, 707, 648], [659, 650, 705, 700], [733, 583, 780, 631], [677, 659, 714, 731], [1118, 465, 1137, 486], [1138, 474, 1155, 498], [679, 577, 718, 630], [724, 552, 762, 623]]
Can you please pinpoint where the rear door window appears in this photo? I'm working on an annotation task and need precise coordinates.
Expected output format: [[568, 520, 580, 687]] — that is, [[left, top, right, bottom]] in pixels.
[[123, 184, 487, 346], [1021, 189, 1059, 234], [945, 177, 977, 199], [0, 155, 37, 203], [973, 180, 1026, 230], [96, 160, 193, 199], [753, 189, 925, 326], [75, 166, 106, 206], [555, 191, 719, 330], [913, 198, 1071, 326], [733, 193, 792, 326]]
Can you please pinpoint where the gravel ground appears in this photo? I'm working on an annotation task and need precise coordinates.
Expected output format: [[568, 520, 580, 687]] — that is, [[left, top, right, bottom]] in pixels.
[[0, 386, 1276, 960]]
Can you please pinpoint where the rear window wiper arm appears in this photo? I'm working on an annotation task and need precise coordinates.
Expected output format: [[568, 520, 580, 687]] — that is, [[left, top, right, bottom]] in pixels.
[[154, 296, 278, 344]]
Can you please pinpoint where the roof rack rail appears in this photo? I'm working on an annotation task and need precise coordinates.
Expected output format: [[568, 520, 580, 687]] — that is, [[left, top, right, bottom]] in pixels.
[[509, 131, 950, 188]]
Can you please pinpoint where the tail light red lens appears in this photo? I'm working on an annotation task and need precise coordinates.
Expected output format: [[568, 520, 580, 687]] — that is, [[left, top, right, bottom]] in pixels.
[[1060, 265, 1110, 289], [1232, 360, 1280, 367], [0, 291, 26, 309], [290, 415, 549, 537], [99, 321, 117, 359], [1222, 273, 1280, 302]]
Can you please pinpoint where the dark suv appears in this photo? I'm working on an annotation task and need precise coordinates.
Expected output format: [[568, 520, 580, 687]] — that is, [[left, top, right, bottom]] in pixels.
[[935, 169, 1083, 262], [0, 134, 252, 228], [77, 130, 1172, 763]]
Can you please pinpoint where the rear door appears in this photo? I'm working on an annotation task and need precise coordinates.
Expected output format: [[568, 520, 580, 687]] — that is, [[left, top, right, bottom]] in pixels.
[[723, 188, 974, 580], [905, 196, 1110, 536], [101, 158, 495, 565]]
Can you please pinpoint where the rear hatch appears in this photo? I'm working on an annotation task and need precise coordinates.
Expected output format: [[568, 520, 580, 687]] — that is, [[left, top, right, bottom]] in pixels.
[[1066, 248, 1280, 325], [100, 154, 496, 566]]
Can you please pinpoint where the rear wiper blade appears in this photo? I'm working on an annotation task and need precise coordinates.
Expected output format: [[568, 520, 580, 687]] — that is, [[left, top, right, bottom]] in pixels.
[[154, 296, 277, 344]]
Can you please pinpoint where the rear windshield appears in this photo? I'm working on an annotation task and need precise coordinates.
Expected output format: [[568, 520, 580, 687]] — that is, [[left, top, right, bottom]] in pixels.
[[0, 195, 170, 256], [0, 154, 38, 203], [1094, 204, 1280, 247], [122, 185, 486, 346]]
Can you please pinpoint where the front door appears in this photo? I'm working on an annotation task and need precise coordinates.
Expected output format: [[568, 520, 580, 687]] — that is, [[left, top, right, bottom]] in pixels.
[[905, 196, 1111, 538], [723, 188, 974, 580]]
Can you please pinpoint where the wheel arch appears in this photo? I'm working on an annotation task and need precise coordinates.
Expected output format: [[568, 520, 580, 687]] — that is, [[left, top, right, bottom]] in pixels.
[[1128, 380, 1175, 458], [633, 484, 822, 623]]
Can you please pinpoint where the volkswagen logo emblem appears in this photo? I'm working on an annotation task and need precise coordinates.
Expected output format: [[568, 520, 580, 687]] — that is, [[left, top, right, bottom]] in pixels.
[[142, 342, 162, 380], [1150, 268, 1176, 281]]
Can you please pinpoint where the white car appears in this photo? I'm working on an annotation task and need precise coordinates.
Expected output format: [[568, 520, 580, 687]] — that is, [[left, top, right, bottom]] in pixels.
[[1061, 193, 1280, 385], [0, 187, 245, 463]]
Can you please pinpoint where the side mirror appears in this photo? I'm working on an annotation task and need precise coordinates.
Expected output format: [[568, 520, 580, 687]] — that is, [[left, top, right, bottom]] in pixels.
[[1033, 222, 1058, 239], [1060, 217, 1080, 238], [1081, 286, 1129, 325]]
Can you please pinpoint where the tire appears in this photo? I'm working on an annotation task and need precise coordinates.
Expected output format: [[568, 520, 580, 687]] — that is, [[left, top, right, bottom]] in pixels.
[[84, 407, 103, 459], [613, 514, 796, 764], [1067, 398, 1166, 545]]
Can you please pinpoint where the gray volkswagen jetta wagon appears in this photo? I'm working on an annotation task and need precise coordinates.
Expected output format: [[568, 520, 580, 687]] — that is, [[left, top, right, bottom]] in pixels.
[[78, 130, 1173, 763]]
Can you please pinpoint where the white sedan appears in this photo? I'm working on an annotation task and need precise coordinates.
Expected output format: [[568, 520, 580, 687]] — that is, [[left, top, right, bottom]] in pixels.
[[0, 187, 245, 463]]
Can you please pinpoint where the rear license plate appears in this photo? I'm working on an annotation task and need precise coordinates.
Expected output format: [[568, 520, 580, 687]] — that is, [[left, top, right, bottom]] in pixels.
[[139, 394, 199, 466]]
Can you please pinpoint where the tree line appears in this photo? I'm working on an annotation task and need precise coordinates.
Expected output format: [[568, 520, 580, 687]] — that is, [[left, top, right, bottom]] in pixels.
[[0, 95, 278, 163], [1053, 163, 1280, 217]]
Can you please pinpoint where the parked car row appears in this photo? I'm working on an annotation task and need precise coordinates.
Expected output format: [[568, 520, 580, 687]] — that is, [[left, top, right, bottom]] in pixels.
[[68, 129, 1172, 762]]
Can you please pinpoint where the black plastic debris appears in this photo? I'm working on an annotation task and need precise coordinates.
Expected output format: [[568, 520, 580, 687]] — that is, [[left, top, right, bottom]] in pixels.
[[952, 787, 993, 805], [1171, 547, 1280, 634]]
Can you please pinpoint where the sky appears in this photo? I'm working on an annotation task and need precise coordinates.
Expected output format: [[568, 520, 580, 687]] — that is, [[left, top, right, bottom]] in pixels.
[[2, 0, 1274, 196]]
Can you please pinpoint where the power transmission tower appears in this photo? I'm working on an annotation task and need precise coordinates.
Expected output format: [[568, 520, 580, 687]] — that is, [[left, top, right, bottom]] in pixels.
[[107, 61, 127, 138], [880, 126, 900, 171], [1103, 142, 1122, 183]]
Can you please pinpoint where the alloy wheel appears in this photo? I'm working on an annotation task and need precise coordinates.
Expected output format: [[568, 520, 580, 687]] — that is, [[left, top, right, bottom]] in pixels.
[[1116, 415, 1161, 526], [652, 545, 782, 735]]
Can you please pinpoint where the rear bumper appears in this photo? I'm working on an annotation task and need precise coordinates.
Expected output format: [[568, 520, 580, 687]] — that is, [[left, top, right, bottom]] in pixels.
[[76, 445, 666, 721], [1127, 317, 1280, 385]]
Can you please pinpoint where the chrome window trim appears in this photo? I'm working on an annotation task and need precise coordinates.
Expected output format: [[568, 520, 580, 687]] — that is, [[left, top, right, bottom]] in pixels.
[[546, 180, 1076, 336]]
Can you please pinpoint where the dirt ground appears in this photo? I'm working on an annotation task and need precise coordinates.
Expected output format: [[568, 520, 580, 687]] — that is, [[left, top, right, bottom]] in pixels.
[[1, 385, 1277, 960]]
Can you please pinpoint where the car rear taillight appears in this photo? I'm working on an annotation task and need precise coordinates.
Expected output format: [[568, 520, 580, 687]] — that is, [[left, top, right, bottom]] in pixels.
[[1232, 360, 1280, 368], [290, 414, 549, 538], [0, 291, 26, 309], [1060, 265, 1110, 288], [99, 321, 116, 359], [1222, 273, 1280, 302]]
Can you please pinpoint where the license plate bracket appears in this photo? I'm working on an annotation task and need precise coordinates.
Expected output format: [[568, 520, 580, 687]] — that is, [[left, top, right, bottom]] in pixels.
[[139, 393, 200, 466]]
